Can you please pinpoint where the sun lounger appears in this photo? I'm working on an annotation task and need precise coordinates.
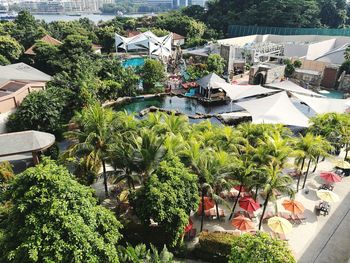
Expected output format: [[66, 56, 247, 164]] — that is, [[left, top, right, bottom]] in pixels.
[[296, 213, 306, 223], [278, 233, 288, 241], [290, 214, 302, 224]]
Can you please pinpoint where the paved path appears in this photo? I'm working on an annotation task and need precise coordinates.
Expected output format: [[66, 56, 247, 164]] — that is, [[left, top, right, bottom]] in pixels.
[[299, 188, 350, 263]]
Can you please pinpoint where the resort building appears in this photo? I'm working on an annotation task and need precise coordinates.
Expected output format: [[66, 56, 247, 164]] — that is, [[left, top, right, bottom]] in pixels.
[[0, 63, 51, 132], [25, 34, 63, 55]]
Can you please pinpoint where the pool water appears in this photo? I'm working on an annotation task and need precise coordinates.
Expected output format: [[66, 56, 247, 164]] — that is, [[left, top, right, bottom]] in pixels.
[[116, 96, 239, 116], [322, 90, 344, 99], [122, 57, 145, 68]]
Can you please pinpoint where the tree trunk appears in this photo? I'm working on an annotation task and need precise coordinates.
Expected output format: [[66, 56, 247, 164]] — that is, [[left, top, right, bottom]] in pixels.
[[345, 143, 348, 161], [215, 201, 220, 221], [312, 155, 320, 173], [229, 185, 242, 220], [302, 159, 312, 189], [200, 193, 205, 232], [296, 157, 305, 192], [254, 185, 259, 201], [259, 191, 271, 230], [102, 160, 109, 197]]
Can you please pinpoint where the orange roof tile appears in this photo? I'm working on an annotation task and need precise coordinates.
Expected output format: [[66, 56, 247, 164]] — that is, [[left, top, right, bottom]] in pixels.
[[24, 34, 62, 55]]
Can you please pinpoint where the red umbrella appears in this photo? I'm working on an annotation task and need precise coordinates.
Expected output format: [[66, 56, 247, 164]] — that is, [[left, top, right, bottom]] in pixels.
[[239, 197, 260, 213], [234, 185, 249, 193], [197, 196, 215, 214], [184, 218, 193, 233], [320, 172, 342, 183], [231, 215, 255, 231]]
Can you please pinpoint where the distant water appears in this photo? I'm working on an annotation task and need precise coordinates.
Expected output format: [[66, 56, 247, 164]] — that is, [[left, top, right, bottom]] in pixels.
[[33, 13, 152, 23]]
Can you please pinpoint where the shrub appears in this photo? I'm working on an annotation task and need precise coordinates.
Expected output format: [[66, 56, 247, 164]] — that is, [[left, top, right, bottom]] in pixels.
[[198, 232, 237, 257], [228, 232, 296, 263]]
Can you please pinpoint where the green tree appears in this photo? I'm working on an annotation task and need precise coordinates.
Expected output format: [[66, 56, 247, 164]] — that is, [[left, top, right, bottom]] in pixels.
[[229, 232, 296, 263], [0, 159, 122, 263], [64, 103, 116, 195], [318, 0, 348, 28], [96, 26, 115, 53], [0, 35, 22, 63], [32, 40, 60, 75], [132, 156, 199, 246], [6, 88, 69, 138], [118, 244, 174, 263], [140, 59, 166, 92], [207, 54, 225, 75], [181, 5, 206, 21]]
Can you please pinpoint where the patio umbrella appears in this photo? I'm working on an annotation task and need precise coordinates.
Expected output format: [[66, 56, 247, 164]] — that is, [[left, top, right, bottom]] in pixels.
[[334, 160, 350, 169], [239, 197, 260, 213], [231, 215, 255, 232], [267, 216, 293, 234], [317, 190, 340, 202], [320, 172, 342, 183], [234, 185, 249, 193], [282, 199, 305, 214], [184, 218, 193, 233], [197, 196, 215, 214]]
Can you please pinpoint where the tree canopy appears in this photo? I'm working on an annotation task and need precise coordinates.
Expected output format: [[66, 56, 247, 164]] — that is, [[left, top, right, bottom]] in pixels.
[[0, 159, 122, 263], [228, 232, 296, 263]]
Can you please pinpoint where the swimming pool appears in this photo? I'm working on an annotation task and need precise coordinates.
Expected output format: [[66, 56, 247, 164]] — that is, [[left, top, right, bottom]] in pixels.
[[322, 90, 344, 99], [122, 57, 145, 68]]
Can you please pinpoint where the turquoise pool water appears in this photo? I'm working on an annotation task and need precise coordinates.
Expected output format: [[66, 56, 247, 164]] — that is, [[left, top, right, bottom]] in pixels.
[[322, 90, 344, 99], [122, 57, 145, 68]]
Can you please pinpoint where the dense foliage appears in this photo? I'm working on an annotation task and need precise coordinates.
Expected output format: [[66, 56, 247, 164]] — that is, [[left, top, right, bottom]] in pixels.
[[228, 232, 296, 263], [0, 159, 122, 263], [140, 59, 166, 92], [133, 156, 199, 246]]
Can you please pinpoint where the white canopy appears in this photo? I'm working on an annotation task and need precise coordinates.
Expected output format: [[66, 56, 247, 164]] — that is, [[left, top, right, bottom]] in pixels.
[[115, 31, 173, 58], [196, 73, 226, 89], [236, 91, 309, 127], [267, 80, 323, 97], [213, 82, 278, 101], [291, 92, 350, 114]]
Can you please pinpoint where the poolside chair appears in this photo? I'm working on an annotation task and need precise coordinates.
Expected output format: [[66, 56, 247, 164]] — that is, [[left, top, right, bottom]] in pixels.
[[295, 214, 306, 224], [291, 214, 302, 224], [278, 233, 288, 241]]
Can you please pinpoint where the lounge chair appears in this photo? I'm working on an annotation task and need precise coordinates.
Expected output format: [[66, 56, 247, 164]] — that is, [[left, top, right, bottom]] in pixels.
[[278, 233, 288, 241], [291, 214, 302, 224], [295, 214, 306, 224]]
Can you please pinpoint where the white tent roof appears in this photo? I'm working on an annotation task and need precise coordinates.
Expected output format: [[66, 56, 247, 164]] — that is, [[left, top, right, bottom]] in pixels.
[[291, 92, 350, 114], [213, 82, 278, 101], [196, 73, 226, 89], [236, 91, 309, 127], [115, 31, 173, 57], [267, 80, 323, 97]]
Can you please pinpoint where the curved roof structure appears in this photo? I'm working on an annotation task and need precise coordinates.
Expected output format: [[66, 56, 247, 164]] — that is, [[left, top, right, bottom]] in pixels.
[[196, 73, 226, 89], [236, 91, 309, 127], [0, 130, 55, 157], [115, 31, 173, 58], [213, 82, 278, 101], [266, 80, 324, 97], [291, 92, 350, 114]]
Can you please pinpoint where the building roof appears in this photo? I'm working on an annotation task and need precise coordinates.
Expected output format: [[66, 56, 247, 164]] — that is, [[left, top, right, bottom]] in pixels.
[[92, 44, 102, 50], [267, 80, 323, 97], [196, 73, 226, 89], [291, 92, 350, 114], [173, 33, 185, 40], [236, 91, 309, 127], [0, 130, 55, 157], [25, 34, 62, 55], [214, 82, 278, 101], [0, 63, 51, 87]]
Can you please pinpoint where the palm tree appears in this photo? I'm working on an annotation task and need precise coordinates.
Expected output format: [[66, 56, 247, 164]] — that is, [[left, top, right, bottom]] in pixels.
[[64, 103, 115, 197], [133, 128, 166, 181], [200, 183, 212, 232], [258, 165, 294, 230]]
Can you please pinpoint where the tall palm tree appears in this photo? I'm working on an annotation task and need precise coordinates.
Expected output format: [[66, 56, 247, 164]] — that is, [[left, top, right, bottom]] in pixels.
[[258, 165, 294, 230], [200, 183, 212, 232], [64, 103, 115, 197], [133, 128, 166, 181]]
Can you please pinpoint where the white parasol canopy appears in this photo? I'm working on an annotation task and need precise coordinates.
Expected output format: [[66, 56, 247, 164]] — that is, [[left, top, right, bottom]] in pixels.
[[236, 91, 309, 127], [291, 92, 350, 114], [213, 82, 278, 101], [267, 80, 324, 97]]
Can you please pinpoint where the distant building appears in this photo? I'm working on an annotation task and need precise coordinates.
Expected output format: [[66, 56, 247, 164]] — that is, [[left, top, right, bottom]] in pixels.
[[0, 63, 51, 114], [25, 35, 62, 55], [189, 0, 207, 7], [147, 0, 173, 9]]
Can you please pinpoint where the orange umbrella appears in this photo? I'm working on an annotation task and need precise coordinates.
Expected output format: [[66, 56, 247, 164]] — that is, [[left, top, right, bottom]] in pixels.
[[197, 196, 215, 214], [282, 199, 305, 214], [231, 215, 255, 232]]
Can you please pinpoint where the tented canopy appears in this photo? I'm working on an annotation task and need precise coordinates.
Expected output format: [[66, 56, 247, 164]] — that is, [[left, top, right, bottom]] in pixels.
[[196, 73, 226, 89], [115, 31, 173, 57], [292, 92, 350, 114], [267, 80, 323, 97], [236, 91, 309, 127], [212, 82, 278, 101]]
